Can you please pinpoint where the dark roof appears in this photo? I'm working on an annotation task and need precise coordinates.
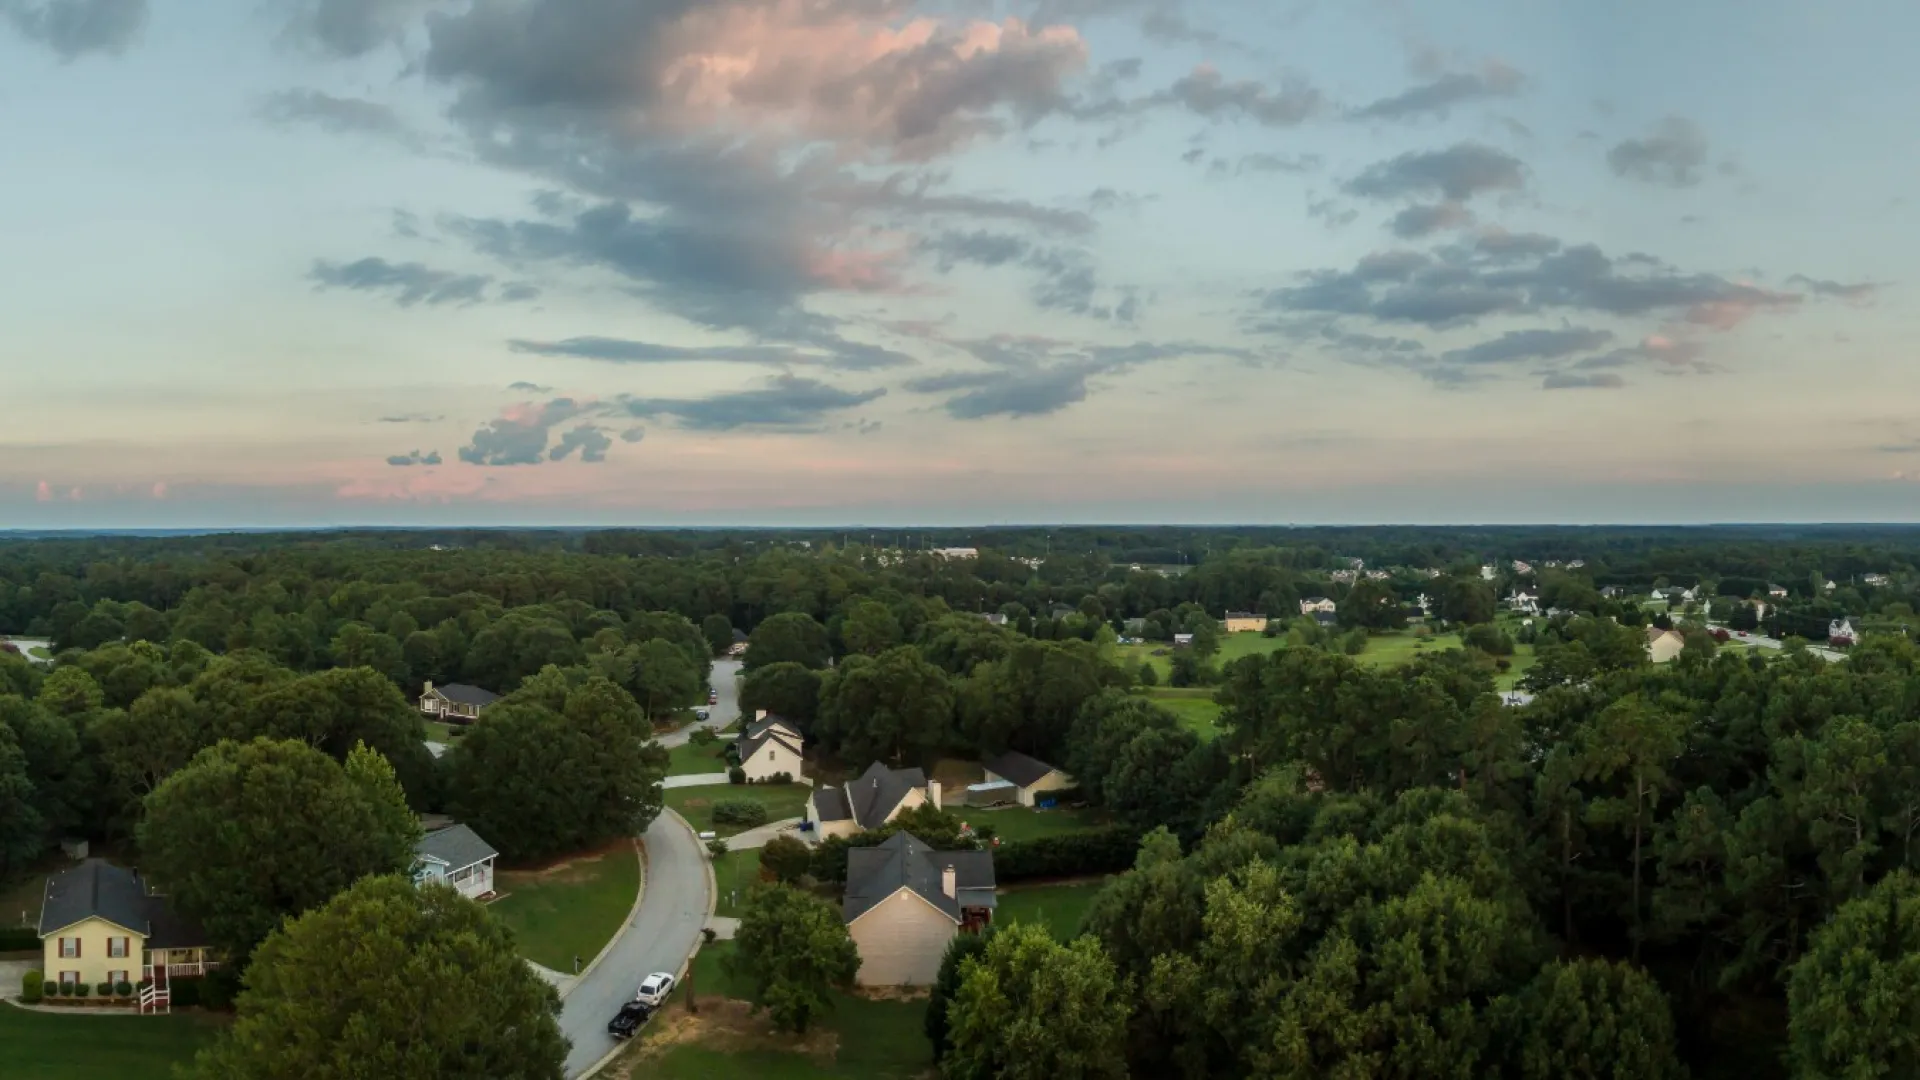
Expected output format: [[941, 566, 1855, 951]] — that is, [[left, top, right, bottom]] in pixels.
[[848, 762, 928, 829], [746, 715, 800, 741], [415, 823, 498, 872], [982, 750, 1059, 790], [430, 683, 499, 707], [38, 859, 207, 947], [1312, 610, 1339, 625], [739, 727, 803, 763], [843, 832, 995, 923], [732, 628, 749, 643], [1225, 610, 1259, 619], [811, 784, 854, 822]]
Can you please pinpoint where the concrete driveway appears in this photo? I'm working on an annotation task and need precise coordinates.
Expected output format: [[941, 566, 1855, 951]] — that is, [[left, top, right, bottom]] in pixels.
[[657, 659, 743, 748], [0, 958, 39, 1000], [663, 773, 732, 789], [558, 810, 711, 1078]]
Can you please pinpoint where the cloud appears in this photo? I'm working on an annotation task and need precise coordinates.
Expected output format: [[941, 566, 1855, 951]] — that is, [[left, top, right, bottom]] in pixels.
[[618, 375, 885, 432], [1, 0, 146, 60], [1352, 62, 1525, 121], [1390, 202, 1475, 239], [1146, 65, 1322, 126], [458, 397, 592, 465], [1443, 327, 1614, 366], [920, 231, 1139, 322], [1607, 117, 1709, 188], [282, 0, 432, 59], [309, 257, 493, 307], [903, 337, 1265, 419], [508, 335, 912, 371], [1345, 143, 1526, 202], [507, 381, 551, 393], [548, 425, 612, 463], [385, 449, 443, 466], [1786, 275, 1878, 301], [35, 480, 51, 502], [377, 413, 443, 423], [1543, 372, 1625, 390], [619, 427, 646, 443], [257, 89, 413, 144]]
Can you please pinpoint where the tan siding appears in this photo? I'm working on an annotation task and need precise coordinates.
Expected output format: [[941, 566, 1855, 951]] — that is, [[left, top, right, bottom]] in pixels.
[[742, 739, 804, 783], [42, 916, 147, 987], [883, 787, 928, 824], [849, 890, 958, 986]]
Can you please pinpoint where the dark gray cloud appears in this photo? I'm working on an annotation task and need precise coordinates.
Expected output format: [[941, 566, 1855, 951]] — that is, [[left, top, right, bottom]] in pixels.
[[458, 397, 591, 466], [1473, 230, 1561, 261], [309, 257, 492, 307], [1607, 117, 1709, 188], [283, 0, 431, 59], [921, 231, 1032, 270], [1345, 143, 1526, 202], [1, 0, 145, 60], [1191, 151, 1322, 178], [385, 448, 443, 466], [1786, 275, 1878, 300], [499, 282, 542, 302], [1442, 327, 1613, 366], [508, 381, 551, 393], [377, 413, 442, 424], [1390, 202, 1475, 239], [904, 338, 1268, 419], [548, 425, 611, 462], [1307, 196, 1358, 229], [257, 89, 412, 143], [619, 426, 646, 443], [1543, 372, 1625, 390], [618, 375, 885, 432], [919, 231, 1140, 322], [1147, 66, 1322, 127], [1352, 63, 1524, 121], [507, 335, 912, 370]]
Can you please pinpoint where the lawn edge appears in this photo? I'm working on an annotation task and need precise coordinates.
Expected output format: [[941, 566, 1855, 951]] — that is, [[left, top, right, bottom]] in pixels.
[[558, 835, 647, 1002]]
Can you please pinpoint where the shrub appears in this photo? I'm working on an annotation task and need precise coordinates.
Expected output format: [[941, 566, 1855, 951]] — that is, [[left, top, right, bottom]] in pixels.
[[1495, 658, 1513, 672], [1136, 662, 1159, 687], [707, 837, 731, 858], [96, 980, 114, 998], [21, 969, 42, 1003], [73, 982, 90, 998], [201, 966, 242, 1009], [447, 725, 467, 739], [690, 726, 719, 746], [168, 977, 203, 1009], [712, 799, 770, 827], [760, 834, 812, 884], [0, 926, 41, 950], [728, 766, 747, 785], [115, 979, 134, 998], [995, 827, 1142, 882], [762, 771, 794, 786]]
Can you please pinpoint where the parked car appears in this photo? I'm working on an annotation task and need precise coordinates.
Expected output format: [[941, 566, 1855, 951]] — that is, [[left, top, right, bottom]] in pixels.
[[708, 690, 718, 705], [607, 1000, 652, 1039], [695, 709, 710, 721], [635, 971, 677, 1007]]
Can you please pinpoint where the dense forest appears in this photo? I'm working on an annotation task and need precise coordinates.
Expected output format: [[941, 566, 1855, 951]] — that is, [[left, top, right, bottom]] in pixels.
[[6, 526, 1920, 1077]]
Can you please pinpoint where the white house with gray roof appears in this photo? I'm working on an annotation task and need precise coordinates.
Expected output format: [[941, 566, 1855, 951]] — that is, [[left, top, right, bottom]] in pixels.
[[736, 713, 806, 782], [843, 832, 995, 986], [413, 823, 499, 900]]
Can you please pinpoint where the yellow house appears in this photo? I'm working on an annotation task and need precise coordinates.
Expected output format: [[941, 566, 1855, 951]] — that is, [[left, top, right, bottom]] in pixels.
[[805, 762, 940, 841], [1223, 610, 1267, 634], [1647, 626, 1687, 664], [980, 750, 1075, 808], [843, 832, 996, 986], [38, 859, 217, 1012]]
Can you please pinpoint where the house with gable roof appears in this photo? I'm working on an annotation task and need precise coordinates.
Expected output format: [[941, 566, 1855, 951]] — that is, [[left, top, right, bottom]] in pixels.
[[843, 832, 996, 985], [418, 681, 499, 722], [805, 762, 940, 842], [735, 713, 806, 782], [38, 859, 216, 1012], [412, 823, 499, 900]]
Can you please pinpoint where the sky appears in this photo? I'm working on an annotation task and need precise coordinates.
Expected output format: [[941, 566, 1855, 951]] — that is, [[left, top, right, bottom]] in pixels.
[[2, 0, 1916, 527]]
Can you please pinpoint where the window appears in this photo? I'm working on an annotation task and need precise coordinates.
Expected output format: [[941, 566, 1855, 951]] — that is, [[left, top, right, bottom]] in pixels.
[[109, 969, 128, 986], [59, 937, 78, 958], [60, 971, 79, 987], [108, 936, 129, 958]]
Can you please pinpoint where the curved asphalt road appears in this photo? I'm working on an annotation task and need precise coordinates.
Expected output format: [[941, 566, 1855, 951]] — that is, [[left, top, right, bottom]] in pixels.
[[558, 659, 740, 1076]]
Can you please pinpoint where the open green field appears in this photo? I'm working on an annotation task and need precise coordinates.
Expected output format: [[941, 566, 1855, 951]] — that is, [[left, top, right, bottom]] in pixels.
[[667, 740, 733, 777], [28, 646, 51, 660], [959, 803, 1108, 842], [0, 1003, 225, 1079], [667, 785, 811, 838], [1353, 629, 1535, 691], [993, 878, 1110, 939], [489, 841, 641, 971], [422, 719, 458, 743], [1120, 630, 1283, 679], [1143, 688, 1223, 738], [612, 941, 928, 1079]]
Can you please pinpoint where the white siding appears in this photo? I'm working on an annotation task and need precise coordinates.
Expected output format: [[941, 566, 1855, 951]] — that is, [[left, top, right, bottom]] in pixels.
[[849, 890, 958, 986], [742, 739, 804, 783]]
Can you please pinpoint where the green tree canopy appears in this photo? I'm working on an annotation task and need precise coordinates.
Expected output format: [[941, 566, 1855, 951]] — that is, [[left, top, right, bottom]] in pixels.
[[727, 882, 861, 1034], [1787, 869, 1920, 1078], [944, 921, 1130, 1080], [744, 612, 832, 670]]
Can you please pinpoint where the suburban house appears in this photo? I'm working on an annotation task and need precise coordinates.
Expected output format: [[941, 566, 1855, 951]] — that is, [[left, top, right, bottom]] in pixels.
[[418, 681, 499, 721], [1480, 564, 1497, 580], [1864, 573, 1892, 587], [1567, 559, 1586, 569], [1647, 627, 1687, 664], [979, 750, 1074, 807], [412, 823, 499, 900], [1824, 580, 1838, 592], [1172, 632, 1194, 647], [806, 762, 941, 841], [1311, 610, 1339, 628], [1768, 584, 1789, 598], [978, 612, 1010, 627], [38, 859, 216, 1013], [843, 832, 996, 986], [1330, 569, 1358, 585], [736, 714, 806, 782], [931, 547, 979, 559], [1512, 560, 1534, 575], [1299, 597, 1337, 615], [1599, 585, 1625, 599], [1223, 610, 1265, 633], [1508, 589, 1541, 615], [1364, 569, 1391, 581], [1829, 618, 1857, 646]]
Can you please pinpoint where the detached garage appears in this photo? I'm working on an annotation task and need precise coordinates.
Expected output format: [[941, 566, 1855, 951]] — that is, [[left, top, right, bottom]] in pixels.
[[980, 750, 1074, 808]]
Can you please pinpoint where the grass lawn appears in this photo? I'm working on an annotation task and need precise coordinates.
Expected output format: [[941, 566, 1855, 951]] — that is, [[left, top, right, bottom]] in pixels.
[[668, 740, 733, 777], [27, 646, 51, 660], [609, 941, 928, 1080], [711, 849, 768, 917], [667, 785, 811, 838], [959, 804, 1109, 843], [993, 878, 1110, 939], [489, 840, 641, 972], [421, 719, 458, 743], [1143, 688, 1223, 738], [1353, 630, 1536, 692], [0, 1003, 226, 1079], [1120, 630, 1285, 681]]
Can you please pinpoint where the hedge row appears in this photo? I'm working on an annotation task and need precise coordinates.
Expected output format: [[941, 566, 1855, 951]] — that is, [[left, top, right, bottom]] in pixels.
[[0, 926, 41, 951], [993, 826, 1141, 883]]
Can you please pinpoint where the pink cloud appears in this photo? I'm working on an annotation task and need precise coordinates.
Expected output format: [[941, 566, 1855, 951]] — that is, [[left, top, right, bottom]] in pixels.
[[1685, 288, 1798, 330], [152, 482, 168, 499], [35, 481, 51, 502]]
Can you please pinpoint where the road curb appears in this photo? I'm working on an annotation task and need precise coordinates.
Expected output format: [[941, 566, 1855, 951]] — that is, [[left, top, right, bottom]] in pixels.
[[574, 809, 712, 1080], [559, 836, 648, 1002]]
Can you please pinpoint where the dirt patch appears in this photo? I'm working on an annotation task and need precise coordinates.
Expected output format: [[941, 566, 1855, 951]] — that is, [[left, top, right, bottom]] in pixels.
[[676, 795, 714, 810], [605, 997, 840, 1076], [852, 984, 931, 1003], [498, 839, 627, 879]]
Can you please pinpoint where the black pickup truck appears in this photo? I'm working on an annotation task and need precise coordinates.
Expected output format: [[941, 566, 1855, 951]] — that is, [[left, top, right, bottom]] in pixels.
[[607, 1000, 653, 1040]]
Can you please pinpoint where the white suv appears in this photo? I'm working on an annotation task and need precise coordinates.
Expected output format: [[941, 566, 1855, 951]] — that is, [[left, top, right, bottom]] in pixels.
[[635, 971, 676, 1007]]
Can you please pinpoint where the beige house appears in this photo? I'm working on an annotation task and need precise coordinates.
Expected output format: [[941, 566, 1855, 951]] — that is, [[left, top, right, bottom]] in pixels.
[[418, 681, 499, 721], [806, 762, 940, 842], [1647, 626, 1686, 664], [38, 859, 217, 1013], [980, 750, 1075, 808], [844, 832, 995, 986], [737, 715, 806, 782], [1299, 597, 1337, 615], [1222, 610, 1266, 634]]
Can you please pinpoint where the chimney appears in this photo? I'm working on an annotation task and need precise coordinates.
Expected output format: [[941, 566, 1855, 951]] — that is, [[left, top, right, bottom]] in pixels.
[[942, 864, 956, 899], [424, 680, 433, 694], [927, 780, 941, 808]]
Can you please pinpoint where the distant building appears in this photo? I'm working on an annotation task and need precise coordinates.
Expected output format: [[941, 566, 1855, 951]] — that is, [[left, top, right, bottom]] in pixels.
[[1223, 611, 1265, 633], [1364, 569, 1391, 581], [1330, 569, 1358, 584], [1829, 617, 1856, 645], [1508, 589, 1541, 615], [1567, 559, 1586, 569], [1512, 560, 1534, 575], [978, 612, 1009, 627], [1768, 584, 1790, 598], [419, 682, 498, 722], [1646, 627, 1686, 664], [1864, 574, 1892, 587], [1480, 564, 1497, 581], [931, 547, 979, 560], [1299, 597, 1337, 615]]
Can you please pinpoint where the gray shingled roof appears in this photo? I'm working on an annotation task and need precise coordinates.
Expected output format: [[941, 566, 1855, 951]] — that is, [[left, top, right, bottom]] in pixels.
[[843, 832, 995, 923], [739, 728, 802, 764], [745, 715, 800, 742], [432, 683, 499, 708], [982, 750, 1059, 790], [38, 859, 208, 947], [848, 762, 928, 829], [811, 784, 853, 822], [415, 824, 498, 873]]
